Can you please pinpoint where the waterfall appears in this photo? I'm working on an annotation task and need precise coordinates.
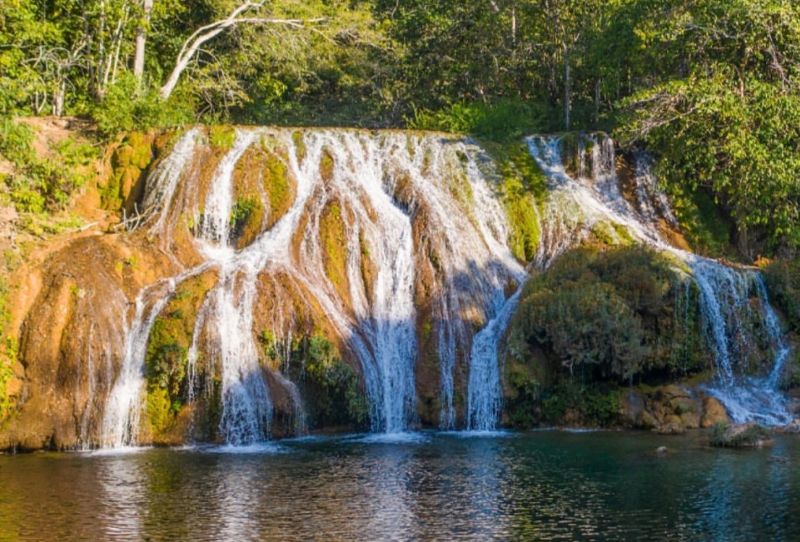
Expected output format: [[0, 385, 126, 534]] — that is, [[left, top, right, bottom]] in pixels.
[[466, 287, 524, 431], [100, 277, 180, 447], [526, 133, 792, 426], [100, 128, 524, 445], [97, 126, 792, 446]]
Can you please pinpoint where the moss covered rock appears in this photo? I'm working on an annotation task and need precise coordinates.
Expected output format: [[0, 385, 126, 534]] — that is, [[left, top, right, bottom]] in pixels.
[[143, 270, 218, 441]]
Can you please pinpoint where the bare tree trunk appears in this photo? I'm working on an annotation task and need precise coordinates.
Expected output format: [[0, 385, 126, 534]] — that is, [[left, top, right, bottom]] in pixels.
[[563, 47, 571, 130], [53, 81, 65, 117], [593, 78, 601, 126], [159, 1, 320, 100], [133, 0, 153, 85], [102, 5, 129, 92], [511, 6, 516, 45]]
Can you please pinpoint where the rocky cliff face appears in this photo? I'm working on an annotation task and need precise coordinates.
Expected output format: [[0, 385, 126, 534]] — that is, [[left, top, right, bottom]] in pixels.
[[1, 126, 537, 449], [0, 127, 795, 450]]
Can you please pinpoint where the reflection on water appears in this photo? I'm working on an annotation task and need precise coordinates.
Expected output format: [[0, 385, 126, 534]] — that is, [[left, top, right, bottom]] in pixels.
[[0, 431, 799, 541]]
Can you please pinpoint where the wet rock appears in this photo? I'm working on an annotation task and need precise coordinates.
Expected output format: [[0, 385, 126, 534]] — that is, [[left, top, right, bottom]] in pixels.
[[710, 423, 772, 448], [700, 396, 729, 428], [774, 419, 800, 433], [656, 446, 668, 454], [623, 384, 714, 433], [657, 415, 686, 435]]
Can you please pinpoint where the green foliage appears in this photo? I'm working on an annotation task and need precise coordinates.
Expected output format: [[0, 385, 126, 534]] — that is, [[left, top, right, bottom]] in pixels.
[[0, 118, 97, 214], [409, 99, 548, 141], [0, 118, 34, 161], [540, 382, 622, 427], [710, 422, 771, 448], [0, 271, 16, 422], [619, 75, 800, 255], [666, 186, 734, 258], [764, 258, 800, 333], [260, 331, 369, 428], [92, 75, 194, 138], [508, 245, 708, 384], [614, 0, 800, 256]]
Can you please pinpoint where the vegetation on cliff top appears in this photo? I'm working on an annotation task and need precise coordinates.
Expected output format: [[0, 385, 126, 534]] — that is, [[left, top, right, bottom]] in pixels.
[[3, 1, 799, 257]]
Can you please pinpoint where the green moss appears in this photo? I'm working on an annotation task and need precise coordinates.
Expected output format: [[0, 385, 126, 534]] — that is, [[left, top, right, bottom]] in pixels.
[[612, 223, 635, 244], [209, 125, 236, 150], [483, 141, 548, 263], [590, 221, 616, 245], [320, 202, 348, 293], [103, 132, 154, 210], [320, 150, 335, 182], [291, 131, 307, 162], [262, 150, 292, 220], [144, 273, 215, 422], [262, 332, 369, 428], [448, 169, 474, 210], [229, 196, 264, 244]]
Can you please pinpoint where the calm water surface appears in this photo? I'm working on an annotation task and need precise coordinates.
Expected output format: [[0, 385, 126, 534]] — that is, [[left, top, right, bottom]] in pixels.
[[0, 430, 797, 541]]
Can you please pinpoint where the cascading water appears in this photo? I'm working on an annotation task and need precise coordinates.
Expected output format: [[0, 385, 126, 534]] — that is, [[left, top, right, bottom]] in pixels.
[[526, 133, 793, 426], [101, 276, 182, 447], [100, 127, 525, 445]]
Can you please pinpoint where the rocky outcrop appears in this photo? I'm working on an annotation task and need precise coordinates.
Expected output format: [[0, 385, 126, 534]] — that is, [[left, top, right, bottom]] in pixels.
[[1, 234, 174, 449], [621, 385, 729, 434], [710, 423, 772, 448]]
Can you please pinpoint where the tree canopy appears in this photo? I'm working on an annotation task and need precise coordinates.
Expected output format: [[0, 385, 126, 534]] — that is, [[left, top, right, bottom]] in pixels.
[[2, 0, 800, 254]]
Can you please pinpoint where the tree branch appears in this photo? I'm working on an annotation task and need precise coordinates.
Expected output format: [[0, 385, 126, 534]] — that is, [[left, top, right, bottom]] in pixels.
[[159, 0, 323, 99]]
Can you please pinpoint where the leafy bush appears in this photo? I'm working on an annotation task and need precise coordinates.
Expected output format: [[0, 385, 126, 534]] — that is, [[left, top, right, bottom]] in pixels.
[[508, 245, 708, 384], [710, 422, 771, 448], [764, 258, 800, 333], [409, 98, 548, 141], [91, 75, 194, 138], [0, 117, 35, 163], [617, 75, 800, 256], [0, 118, 98, 213], [540, 382, 622, 427]]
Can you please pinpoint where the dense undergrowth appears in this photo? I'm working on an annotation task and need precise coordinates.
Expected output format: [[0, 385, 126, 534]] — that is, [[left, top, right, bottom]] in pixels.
[[504, 245, 711, 427]]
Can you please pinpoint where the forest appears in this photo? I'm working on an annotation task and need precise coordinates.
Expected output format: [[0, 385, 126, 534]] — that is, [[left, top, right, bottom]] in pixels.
[[1, 0, 799, 258]]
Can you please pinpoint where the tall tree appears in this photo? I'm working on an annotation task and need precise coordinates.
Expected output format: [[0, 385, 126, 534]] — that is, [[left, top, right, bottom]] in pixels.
[[133, 0, 153, 85]]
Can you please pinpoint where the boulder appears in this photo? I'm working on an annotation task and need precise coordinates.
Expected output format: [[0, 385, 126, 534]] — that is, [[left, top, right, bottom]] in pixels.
[[700, 396, 729, 428], [710, 423, 772, 448]]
